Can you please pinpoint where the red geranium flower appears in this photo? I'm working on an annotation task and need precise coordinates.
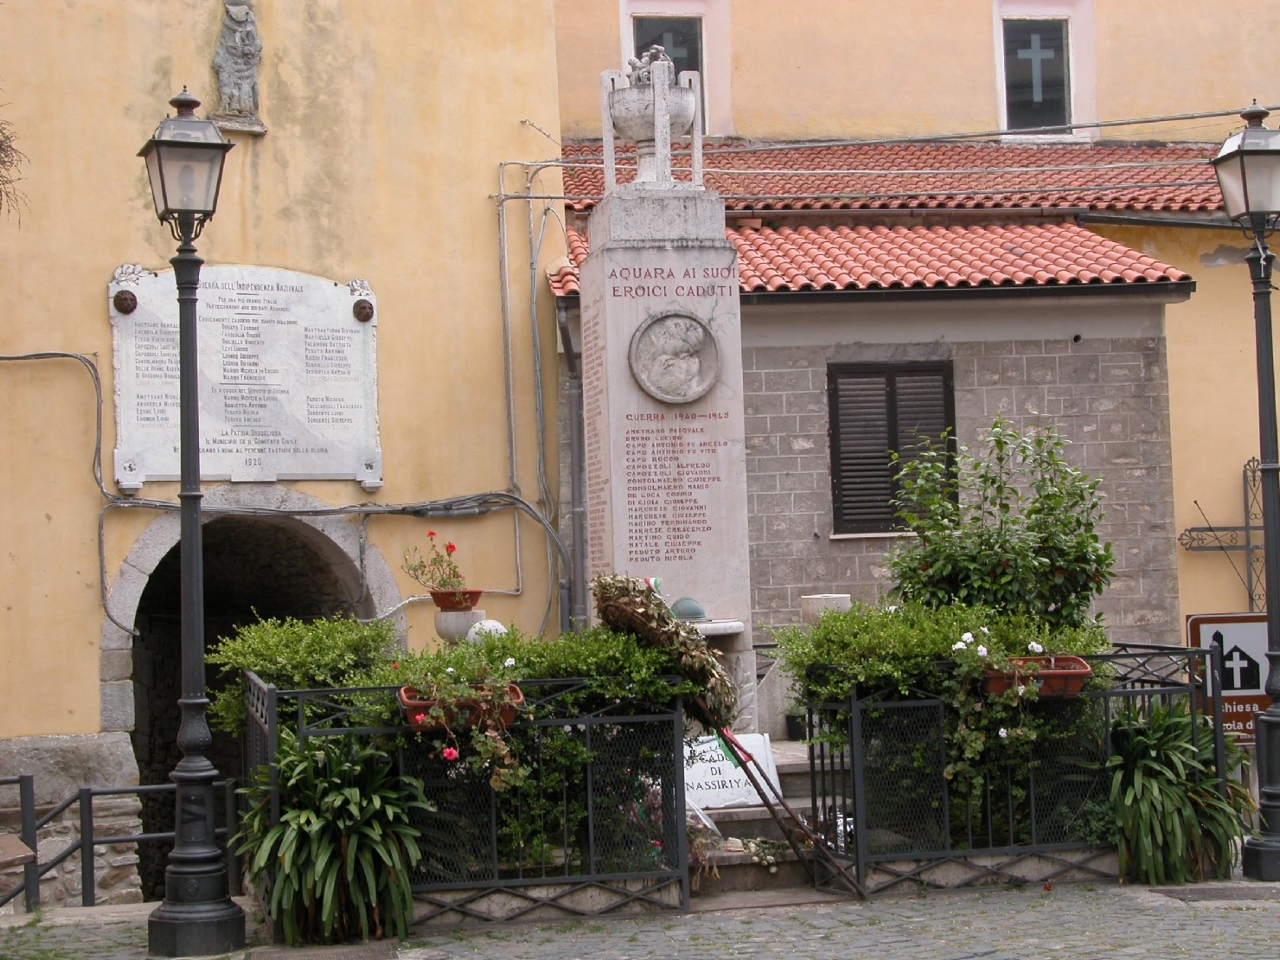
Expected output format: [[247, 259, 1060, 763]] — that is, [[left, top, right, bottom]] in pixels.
[[441, 746, 459, 761]]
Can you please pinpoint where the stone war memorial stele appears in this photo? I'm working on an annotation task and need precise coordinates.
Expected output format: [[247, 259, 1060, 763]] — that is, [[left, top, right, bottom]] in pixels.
[[579, 48, 756, 730]]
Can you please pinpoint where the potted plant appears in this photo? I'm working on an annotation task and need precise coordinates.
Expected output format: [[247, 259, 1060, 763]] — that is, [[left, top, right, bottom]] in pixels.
[[394, 654, 528, 792], [403, 529, 482, 611], [980, 643, 1092, 697], [783, 701, 808, 740]]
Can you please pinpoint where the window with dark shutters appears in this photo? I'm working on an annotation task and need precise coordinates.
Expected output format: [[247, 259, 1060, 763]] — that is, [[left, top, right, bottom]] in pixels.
[[828, 362, 953, 534]]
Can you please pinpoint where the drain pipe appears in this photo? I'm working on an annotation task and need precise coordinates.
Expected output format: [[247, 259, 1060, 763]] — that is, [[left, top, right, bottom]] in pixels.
[[556, 298, 589, 630]]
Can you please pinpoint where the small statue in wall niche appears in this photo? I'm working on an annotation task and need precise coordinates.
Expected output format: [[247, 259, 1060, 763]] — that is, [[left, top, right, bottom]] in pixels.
[[211, 1, 266, 133]]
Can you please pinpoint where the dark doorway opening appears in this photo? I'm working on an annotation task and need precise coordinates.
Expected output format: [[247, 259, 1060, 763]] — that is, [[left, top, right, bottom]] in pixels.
[[130, 516, 363, 900]]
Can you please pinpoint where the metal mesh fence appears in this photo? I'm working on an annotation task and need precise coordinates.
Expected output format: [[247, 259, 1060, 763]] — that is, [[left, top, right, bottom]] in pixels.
[[241, 674, 687, 920], [808, 646, 1227, 893]]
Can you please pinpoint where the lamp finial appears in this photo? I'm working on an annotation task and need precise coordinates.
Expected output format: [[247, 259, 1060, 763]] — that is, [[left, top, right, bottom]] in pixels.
[[1242, 100, 1270, 128], [169, 87, 201, 118]]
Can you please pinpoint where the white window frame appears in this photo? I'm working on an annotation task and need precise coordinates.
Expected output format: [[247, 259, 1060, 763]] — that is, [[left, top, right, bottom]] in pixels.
[[993, 0, 1097, 140], [619, 0, 733, 136]]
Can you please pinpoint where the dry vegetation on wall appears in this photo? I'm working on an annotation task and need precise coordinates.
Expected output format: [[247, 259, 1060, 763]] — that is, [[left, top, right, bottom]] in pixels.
[[0, 112, 23, 219]]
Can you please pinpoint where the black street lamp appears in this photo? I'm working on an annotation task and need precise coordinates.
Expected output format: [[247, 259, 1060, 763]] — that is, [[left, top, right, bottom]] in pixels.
[[138, 88, 245, 956], [1213, 101, 1280, 881]]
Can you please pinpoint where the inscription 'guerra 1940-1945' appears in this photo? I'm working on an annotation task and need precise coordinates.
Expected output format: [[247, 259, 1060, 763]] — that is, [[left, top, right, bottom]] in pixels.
[[110, 265, 383, 491], [620, 400, 732, 565]]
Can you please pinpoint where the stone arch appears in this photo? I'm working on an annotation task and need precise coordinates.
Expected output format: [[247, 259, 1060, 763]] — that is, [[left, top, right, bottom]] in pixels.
[[101, 485, 405, 899], [99, 484, 405, 734]]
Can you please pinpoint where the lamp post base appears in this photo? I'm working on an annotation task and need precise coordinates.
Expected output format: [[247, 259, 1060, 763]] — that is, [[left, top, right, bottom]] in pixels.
[[1242, 837, 1280, 881], [148, 898, 246, 958]]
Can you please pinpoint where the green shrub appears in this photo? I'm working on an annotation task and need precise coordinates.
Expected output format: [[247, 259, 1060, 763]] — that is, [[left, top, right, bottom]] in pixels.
[[207, 615, 400, 734], [888, 418, 1115, 628], [773, 601, 1111, 797], [236, 732, 430, 945], [772, 600, 1109, 703]]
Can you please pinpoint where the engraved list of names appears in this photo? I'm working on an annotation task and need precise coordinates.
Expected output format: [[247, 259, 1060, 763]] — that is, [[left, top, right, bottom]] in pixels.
[[110, 265, 382, 490]]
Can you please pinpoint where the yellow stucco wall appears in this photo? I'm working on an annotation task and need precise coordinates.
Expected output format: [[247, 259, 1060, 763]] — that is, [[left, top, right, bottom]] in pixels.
[[0, 0, 565, 736], [1091, 224, 1277, 630], [556, 0, 1280, 141]]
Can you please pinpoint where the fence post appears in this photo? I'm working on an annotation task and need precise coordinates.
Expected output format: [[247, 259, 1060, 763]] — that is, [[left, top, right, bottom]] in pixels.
[[223, 779, 241, 896], [1208, 644, 1231, 802], [78, 788, 94, 907], [19, 774, 38, 912]]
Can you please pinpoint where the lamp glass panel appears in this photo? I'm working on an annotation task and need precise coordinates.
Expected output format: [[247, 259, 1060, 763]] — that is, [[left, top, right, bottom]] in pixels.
[[155, 144, 224, 215], [1241, 151, 1280, 217], [1215, 154, 1248, 220], [143, 147, 167, 220]]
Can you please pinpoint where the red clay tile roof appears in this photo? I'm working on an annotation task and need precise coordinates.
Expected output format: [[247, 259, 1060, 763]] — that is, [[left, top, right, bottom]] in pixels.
[[547, 221, 1192, 297], [559, 139, 1219, 213]]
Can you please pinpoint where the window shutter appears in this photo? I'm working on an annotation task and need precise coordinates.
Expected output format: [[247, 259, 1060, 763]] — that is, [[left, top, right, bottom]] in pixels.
[[893, 370, 950, 466], [829, 363, 953, 534], [831, 373, 892, 531]]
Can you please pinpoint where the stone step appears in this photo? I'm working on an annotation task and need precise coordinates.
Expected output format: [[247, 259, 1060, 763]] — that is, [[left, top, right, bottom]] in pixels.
[[693, 844, 812, 896]]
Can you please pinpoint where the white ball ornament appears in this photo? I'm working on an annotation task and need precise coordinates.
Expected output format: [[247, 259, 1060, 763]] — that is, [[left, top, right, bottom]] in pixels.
[[466, 619, 508, 643]]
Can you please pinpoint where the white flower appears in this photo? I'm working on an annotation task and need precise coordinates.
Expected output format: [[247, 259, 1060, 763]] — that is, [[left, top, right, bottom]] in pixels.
[[961, 632, 974, 643], [1028, 641, 1044, 654], [998, 728, 1008, 738], [977, 645, 988, 658], [445, 667, 455, 674], [952, 641, 967, 651], [1016, 685, 1026, 696], [563, 724, 573, 733], [980, 626, 990, 635], [503, 657, 516, 668]]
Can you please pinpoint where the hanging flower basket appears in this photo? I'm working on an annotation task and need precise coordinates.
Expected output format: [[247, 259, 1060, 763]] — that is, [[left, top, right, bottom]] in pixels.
[[981, 655, 1092, 698], [397, 683, 524, 732]]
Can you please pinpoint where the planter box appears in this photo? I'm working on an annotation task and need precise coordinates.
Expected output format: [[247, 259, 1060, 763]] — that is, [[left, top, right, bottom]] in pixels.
[[398, 683, 524, 732], [981, 655, 1092, 698]]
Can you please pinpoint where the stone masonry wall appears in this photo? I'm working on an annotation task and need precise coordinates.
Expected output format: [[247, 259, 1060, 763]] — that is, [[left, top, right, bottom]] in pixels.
[[743, 335, 1179, 646]]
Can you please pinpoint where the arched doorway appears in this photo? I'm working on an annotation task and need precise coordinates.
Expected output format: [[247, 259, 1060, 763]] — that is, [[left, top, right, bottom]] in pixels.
[[105, 487, 405, 899]]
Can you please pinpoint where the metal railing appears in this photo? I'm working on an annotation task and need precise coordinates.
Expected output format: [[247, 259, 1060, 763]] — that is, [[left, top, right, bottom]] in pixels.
[[0, 775, 240, 911], [243, 672, 688, 923], [804, 644, 1229, 894]]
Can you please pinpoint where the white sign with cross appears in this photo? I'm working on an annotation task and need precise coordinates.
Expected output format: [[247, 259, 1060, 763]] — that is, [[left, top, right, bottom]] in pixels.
[[1187, 612, 1272, 745]]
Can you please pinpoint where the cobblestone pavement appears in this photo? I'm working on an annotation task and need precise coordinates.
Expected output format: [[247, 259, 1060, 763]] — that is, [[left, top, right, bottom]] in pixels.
[[2, 883, 1279, 960], [399, 884, 1280, 960]]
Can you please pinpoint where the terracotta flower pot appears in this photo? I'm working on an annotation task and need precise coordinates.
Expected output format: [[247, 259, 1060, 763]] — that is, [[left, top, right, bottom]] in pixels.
[[397, 683, 524, 732], [429, 589, 483, 612], [981, 655, 1092, 698]]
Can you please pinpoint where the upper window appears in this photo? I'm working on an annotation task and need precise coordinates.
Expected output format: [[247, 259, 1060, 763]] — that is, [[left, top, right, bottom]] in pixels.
[[633, 16, 703, 80], [1002, 19, 1070, 132], [621, 1, 732, 136], [632, 15, 705, 130], [828, 363, 954, 535]]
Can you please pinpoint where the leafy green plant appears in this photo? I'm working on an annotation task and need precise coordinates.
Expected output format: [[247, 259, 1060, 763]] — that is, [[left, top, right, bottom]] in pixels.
[[772, 601, 1108, 703], [774, 601, 1111, 827], [207, 615, 399, 734], [236, 732, 431, 945], [1104, 700, 1255, 884], [888, 418, 1115, 628]]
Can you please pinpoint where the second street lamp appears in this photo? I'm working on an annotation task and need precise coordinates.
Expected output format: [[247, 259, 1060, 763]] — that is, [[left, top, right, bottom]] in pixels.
[[1212, 101, 1280, 882], [138, 87, 245, 956]]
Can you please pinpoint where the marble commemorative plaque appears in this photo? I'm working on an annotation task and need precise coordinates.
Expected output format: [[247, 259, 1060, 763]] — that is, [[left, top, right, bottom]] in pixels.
[[109, 264, 382, 491]]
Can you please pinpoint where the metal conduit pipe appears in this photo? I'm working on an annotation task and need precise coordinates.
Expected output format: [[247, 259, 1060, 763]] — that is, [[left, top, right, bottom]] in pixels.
[[556, 299, 589, 630]]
